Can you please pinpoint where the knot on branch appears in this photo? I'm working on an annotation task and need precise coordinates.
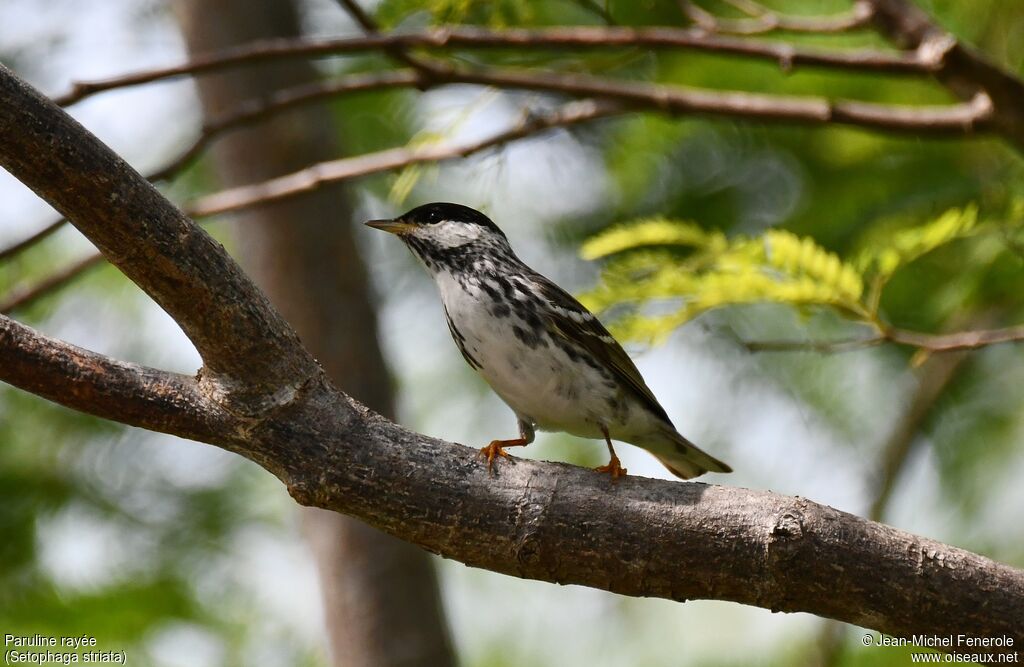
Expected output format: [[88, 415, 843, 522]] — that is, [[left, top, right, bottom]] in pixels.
[[768, 507, 807, 562], [286, 479, 322, 507]]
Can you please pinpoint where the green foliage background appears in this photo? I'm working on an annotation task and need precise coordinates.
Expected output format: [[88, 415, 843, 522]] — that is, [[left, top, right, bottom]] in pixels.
[[1, 0, 1023, 665]]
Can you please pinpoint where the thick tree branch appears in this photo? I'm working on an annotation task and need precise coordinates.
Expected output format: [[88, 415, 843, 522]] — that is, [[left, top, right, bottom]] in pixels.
[[0, 63, 320, 405], [1, 63, 1023, 652], [0, 314, 229, 441], [0, 70, 423, 264], [52, 25, 933, 106]]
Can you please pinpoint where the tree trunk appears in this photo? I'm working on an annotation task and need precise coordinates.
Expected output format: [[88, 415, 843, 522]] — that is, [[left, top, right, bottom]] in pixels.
[[171, 3, 455, 665]]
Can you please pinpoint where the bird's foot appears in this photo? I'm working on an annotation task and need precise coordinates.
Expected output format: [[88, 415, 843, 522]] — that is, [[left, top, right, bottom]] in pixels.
[[594, 454, 628, 481], [478, 438, 528, 475]]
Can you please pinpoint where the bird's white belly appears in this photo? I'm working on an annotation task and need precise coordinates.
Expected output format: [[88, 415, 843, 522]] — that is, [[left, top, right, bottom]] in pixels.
[[438, 273, 639, 439]]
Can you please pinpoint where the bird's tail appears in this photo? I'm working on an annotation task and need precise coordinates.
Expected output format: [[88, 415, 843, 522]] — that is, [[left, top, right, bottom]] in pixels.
[[650, 429, 732, 480]]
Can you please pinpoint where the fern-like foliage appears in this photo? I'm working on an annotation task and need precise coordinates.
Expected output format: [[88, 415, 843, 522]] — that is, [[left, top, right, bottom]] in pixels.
[[579, 205, 1011, 344], [581, 218, 725, 259], [855, 205, 979, 281]]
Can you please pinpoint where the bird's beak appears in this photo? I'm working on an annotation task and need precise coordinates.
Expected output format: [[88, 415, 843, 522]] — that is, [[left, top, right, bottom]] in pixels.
[[365, 218, 415, 235]]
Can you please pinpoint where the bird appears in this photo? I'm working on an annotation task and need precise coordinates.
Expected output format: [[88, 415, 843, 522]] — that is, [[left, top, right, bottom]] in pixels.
[[366, 202, 732, 480]]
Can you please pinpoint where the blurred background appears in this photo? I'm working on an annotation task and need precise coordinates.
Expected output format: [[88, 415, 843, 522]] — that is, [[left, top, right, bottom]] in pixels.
[[1, 0, 1022, 665]]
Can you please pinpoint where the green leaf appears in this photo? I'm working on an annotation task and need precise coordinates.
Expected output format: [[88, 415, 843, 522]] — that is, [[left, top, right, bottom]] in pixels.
[[580, 218, 724, 259]]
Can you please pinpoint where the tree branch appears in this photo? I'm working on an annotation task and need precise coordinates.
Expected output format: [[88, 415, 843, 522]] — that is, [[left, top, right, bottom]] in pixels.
[[1, 62, 1023, 652], [2, 55, 998, 314], [0, 69, 424, 264], [744, 322, 1024, 354], [52, 25, 933, 106], [887, 323, 1024, 351], [865, 0, 1024, 150], [185, 97, 624, 218], [149, 68, 423, 182], [0, 314, 230, 442], [0, 252, 105, 314], [680, 0, 874, 36], [0, 215, 66, 262], [0, 63, 320, 406], [1, 97, 622, 314]]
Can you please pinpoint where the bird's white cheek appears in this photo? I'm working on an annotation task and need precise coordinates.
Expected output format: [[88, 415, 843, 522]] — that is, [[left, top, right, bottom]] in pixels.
[[416, 220, 482, 248]]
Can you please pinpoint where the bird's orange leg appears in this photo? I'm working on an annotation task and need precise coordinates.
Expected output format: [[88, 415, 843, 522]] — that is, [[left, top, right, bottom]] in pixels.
[[479, 419, 535, 474], [595, 426, 627, 481]]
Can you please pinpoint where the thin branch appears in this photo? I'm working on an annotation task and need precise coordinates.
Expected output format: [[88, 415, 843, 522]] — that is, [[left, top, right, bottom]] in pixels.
[[0, 97, 622, 314], [0, 69, 424, 265], [0, 253, 105, 314], [0, 215, 66, 262], [185, 97, 624, 218], [886, 323, 1024, 351], [0, 63, 321, 406], [150, 68, 423, 181], [681, 0, 874, 36], [437, 64, 994, 132], [332, 0, 438, 73], [52, 25, 933, 106], [744, 335, 886, 353], [865, 0, 1024, 150], [5, 59, 998, 312], [745, 322, 1024, 354]]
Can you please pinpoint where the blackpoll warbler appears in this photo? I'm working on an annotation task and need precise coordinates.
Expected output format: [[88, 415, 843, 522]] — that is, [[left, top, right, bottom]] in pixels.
[[367, 202, 731, 480]]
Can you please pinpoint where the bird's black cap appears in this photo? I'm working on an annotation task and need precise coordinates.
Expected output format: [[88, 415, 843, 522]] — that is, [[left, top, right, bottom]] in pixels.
[[399, 202, 507, 238]]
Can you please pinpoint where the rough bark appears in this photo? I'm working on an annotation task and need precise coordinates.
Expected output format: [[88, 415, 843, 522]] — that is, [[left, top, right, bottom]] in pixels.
[[172, 2, 454, 666], [1, 60, 1022, 658]]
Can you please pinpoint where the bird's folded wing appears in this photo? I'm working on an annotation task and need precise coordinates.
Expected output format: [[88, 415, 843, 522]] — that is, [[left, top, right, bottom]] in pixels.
[[531, 273, 673, 426]]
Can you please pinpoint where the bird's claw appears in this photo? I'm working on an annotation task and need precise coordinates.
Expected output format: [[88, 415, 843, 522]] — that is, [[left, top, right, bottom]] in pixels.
[[478, 440, 512, 475], [595, 455, 627, 482]]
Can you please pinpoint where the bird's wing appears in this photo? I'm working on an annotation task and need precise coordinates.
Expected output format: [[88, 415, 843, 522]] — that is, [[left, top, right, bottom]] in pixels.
[[530, 272, 673, 426]]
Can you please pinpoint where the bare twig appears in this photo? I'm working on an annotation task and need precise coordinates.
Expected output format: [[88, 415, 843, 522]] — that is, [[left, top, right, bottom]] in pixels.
[[0, 216, 66, 262], [185, 97, 623, 217], [434, 65, 994, 132], [886, 323, 1024, 351], [52, 25, 933, 106], [149, 68, 423, 181], [745, 322, 1024, 354], [0, 253, 106, 314], [1, 69, 422, 266], [1, 98, 623, 313], [5, 54, 1000, 313], [681, 0, 874, 36], [744, 335, 886, 353], [332, 0, 439, 73], [864, 0, 1024, 150]]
